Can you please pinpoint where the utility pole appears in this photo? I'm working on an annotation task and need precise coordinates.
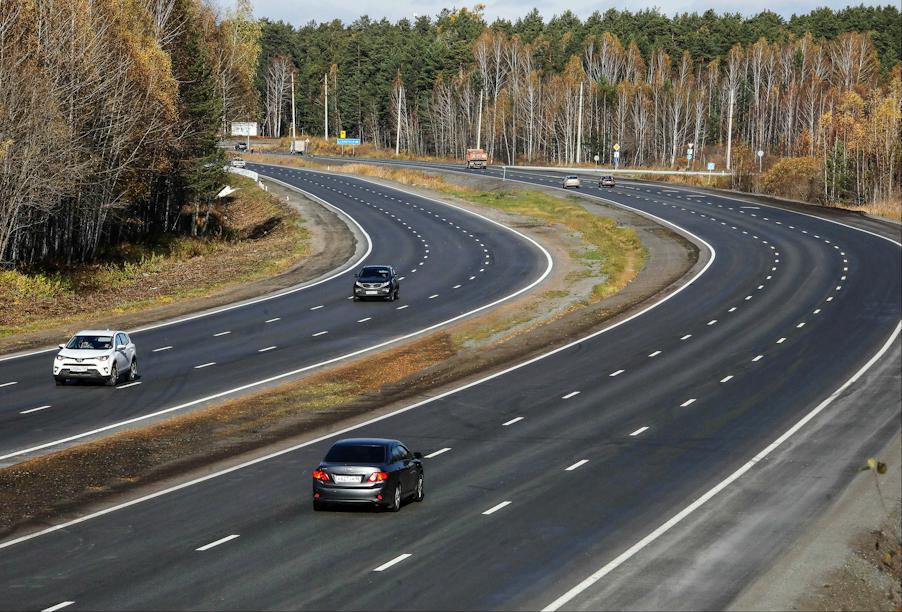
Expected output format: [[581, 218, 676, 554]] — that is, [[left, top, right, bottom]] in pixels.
[[476, 89, 483, 149], [575, 80, 584, 164], [726, 87, 734, 171], [324, 73, 329, 140], [395, 82, 402, 156], [290, 72, 296, 152]]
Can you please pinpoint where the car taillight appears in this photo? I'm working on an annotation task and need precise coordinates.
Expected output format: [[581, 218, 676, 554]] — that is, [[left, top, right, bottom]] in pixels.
[[312, 469, 330, 482], [367, 472, 389, 482]]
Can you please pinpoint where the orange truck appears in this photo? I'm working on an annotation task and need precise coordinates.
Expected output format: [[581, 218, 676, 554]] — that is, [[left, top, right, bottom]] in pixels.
[[465, 148, 488, 169]]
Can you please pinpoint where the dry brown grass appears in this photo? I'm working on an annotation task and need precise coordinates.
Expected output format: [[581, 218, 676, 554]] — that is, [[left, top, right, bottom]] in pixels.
[[839, 199, 902, 222]]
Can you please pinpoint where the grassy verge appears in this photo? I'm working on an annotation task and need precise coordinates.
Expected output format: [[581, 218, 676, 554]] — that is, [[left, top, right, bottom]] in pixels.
[[0, 177, 309, 338]]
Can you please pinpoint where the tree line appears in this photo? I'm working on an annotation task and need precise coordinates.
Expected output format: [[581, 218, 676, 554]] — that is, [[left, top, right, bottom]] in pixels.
[[0, 0, 261, 266], [257, 4, 900, 206]]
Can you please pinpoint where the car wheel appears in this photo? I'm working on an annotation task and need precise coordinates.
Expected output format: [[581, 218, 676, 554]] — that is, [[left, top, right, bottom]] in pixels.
[[413, 474, 424, 502], [313, 500, 326, 511], [106, 364, 118, 387], [388, 291, 395, 302], [394, 290, 400, 300], [387, 484, 402, 512], [128, 359, 138, 381]]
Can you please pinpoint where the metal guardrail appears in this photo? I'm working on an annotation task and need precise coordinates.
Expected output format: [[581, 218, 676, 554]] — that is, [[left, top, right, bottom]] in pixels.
[[502, 165, 732, 177]]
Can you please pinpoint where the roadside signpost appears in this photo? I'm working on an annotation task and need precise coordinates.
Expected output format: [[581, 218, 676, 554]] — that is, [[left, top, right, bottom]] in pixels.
[[230, 121, 258, 150], [757, 149, 764, 172], [707, 162, 716, 171], [337, 138, 361, 145], [613, 143, 620, 169], [593, 154, 600, 166]]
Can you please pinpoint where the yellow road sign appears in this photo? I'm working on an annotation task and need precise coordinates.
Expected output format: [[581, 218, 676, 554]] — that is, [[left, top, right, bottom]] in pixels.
[[613, 143, 620, 151], [340, 130, 346, 139]]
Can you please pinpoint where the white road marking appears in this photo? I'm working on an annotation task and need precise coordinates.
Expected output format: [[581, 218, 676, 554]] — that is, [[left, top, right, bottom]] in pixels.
[[196, 534, 240, 551], [609, 369, 625, 377], [680, 398, 697, 407], [213, 331, 230, 337], [752, 355, 764, 362], [453, 284, 462, 289], [312, 331, 328, 337], [629, 426, 649, 436], [357, 317, 372, 323], [565, 459, 589, 471], [265, 317, 281, 323], [777, 337, 787, 344], [648, 350, 662, 357], [562, 391, 581, 399], [502, 417, 524, 426], [20, 405, 51, 414], [728, 307, 737, 312], [0, 381, 18, 388], [720, 375, 734, 383], [680, 334, 692, 340], [813, 309, 821, 315], [194, 362, 215, 369], [152, 346, 173, 352], [707, 320, 717, 326], [373, 554, 412, 572], [797, 322, 806, 328], [745, 295, 753, 301], [826, 297, 834, 302], [424, 448, 451, 459], [309, 305, 324, 310], [396, 305, 409, 310], [116, 382, 142, 389], [428, 294, 439, 299], [41, 602, 75, 612], [482, 501, 512, 515], [258, 346, 277, 353]]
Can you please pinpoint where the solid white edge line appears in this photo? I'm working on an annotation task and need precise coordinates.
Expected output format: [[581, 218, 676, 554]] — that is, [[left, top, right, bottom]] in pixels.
[[0, 381, 17, 388], [41, 602, 75, 612], [195, 534, 240, 551], [482, 501, 512, 515], [0, 168, 553, 463], [0, 179, 375, 363], [20, 405, 51, 414], [542, 320, 902, 611], [424, 448, 451, 459], [372, 553, 412, 572], [115, 382, 142, 389]]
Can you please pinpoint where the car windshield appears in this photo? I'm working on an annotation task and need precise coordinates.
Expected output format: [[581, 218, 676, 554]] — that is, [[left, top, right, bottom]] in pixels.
[[66, 335, 114, 350], [324, 444, 387, 463], [360, 267, 390, 278]]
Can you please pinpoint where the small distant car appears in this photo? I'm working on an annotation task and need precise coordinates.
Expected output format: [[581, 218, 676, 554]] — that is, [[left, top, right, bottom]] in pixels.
[[353, 265, 400, 301], [234, 143, 248, 151], [562, 175, 581, 189], [600, 175, 616, 187], [312, 438, 425, 511], [53, 330, 138, 386], [230, 157, 246, 168]]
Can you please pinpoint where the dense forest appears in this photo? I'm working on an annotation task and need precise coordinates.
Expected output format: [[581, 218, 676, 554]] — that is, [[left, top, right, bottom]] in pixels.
[[256, 4, 901, 208], [0, 0, 259, 265]]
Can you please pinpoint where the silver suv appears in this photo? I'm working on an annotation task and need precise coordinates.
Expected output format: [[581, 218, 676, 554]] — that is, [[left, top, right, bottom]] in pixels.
[[53, 330, 138, 386]]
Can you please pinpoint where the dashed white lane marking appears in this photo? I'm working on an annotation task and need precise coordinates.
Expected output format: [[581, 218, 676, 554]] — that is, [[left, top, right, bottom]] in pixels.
[[648, 350, 662, 357], [797, 322, 806, 328], [152, 346, 173, 352], [482, 501, 512, 515], [424, 448, 451, 459], [562, 391, 581, 399], [196, 534, 240, 551], [265, 317, 281, 323], [745, 295, 753, 301], [630, 426, 649, 437], [428, 294, 439, 299], [213, 331, 230, 337], [680, 334, 692, 340], [707, 320, 717, 326], [565, 459, 590, 471], [813, 309, 822, 315], [609, 369, 625, 377], [720, 375, 734, 383], [826, 296, 834, 302], [0, 381, 18, 388], [41, 602, 75, 612], [116, 382, 142, 389], [310, 305, 324, 311], [502, 417, 524, 426], [194, 362, 216, 369], [752, 355, 764, 362], [728, 307, 737, 312], [312, 331, 328, 337], [20, 405, 51, 414], [453, 284, 462, 289], [357, 317, 372, 323], [373, 554, 413, 572], [680, 398, 697, 407], [258, 346, 277, 353], [469, 276, 476, 280], [777, 337, 787, 343]]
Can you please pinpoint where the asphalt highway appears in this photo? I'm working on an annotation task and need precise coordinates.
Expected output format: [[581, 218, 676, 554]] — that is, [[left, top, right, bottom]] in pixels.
[[0, 164, 548, 463], [0, 160, 899, 611]]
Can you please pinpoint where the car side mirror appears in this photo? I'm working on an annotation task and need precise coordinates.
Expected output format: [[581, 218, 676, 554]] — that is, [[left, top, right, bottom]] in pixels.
[[58, 344, 65, 349], [413, 452, 423, 460], [116, 344, 126, 351]]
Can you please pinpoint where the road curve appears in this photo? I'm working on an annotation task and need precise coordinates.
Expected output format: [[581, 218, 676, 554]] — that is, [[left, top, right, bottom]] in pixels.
[[0, 160, 898, 611], [0, 164, 549, 463]]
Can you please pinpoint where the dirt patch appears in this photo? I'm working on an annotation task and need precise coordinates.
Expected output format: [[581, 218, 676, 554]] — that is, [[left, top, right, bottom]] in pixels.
[[0, 177, 358, 356], [0, 162, 700, 539]]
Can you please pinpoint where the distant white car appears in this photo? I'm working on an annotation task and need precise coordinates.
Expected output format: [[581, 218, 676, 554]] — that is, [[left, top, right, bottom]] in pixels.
[[53, 330, 138, 386], [230, 158, 247, 168], [562, 175, 581, 189]]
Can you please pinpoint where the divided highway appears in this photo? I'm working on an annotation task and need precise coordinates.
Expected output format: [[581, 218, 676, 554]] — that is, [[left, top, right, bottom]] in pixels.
[[1, 159, 899, 611], [0, 165, 549, 462]]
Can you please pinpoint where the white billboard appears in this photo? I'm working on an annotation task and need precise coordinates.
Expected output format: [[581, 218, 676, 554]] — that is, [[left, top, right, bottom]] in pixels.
[[230, 121, 258, 137]]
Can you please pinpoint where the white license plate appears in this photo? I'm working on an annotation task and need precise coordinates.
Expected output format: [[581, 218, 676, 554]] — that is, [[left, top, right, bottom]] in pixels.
[[365, 291, 378, 295], [333, 475, 360, 484], [69, 366, 87, 372]]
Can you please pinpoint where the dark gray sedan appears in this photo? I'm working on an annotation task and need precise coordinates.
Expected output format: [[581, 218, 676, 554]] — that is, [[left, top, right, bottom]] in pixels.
[[312, 438, 424, 511]]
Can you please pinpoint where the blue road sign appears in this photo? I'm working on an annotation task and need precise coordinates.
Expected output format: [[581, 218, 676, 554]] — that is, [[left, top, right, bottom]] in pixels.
[[337, 138, 361, 145], [707, 162, 716, 170]]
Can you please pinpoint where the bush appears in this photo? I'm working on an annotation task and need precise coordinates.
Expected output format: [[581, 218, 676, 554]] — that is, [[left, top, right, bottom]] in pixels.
[[762, 156, 824, 203]]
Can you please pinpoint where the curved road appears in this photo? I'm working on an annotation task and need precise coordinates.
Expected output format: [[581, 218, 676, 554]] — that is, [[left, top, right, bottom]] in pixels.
[[0, 164, 548, 462], [0, 160, 898, 611]]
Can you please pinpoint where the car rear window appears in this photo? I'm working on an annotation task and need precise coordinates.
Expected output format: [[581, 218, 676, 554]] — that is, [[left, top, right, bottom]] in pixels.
[[324, 444, 386, 463]]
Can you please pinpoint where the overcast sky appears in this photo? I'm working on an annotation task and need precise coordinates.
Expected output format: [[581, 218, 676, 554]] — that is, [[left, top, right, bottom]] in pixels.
[[240, 0, 887, 25]]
